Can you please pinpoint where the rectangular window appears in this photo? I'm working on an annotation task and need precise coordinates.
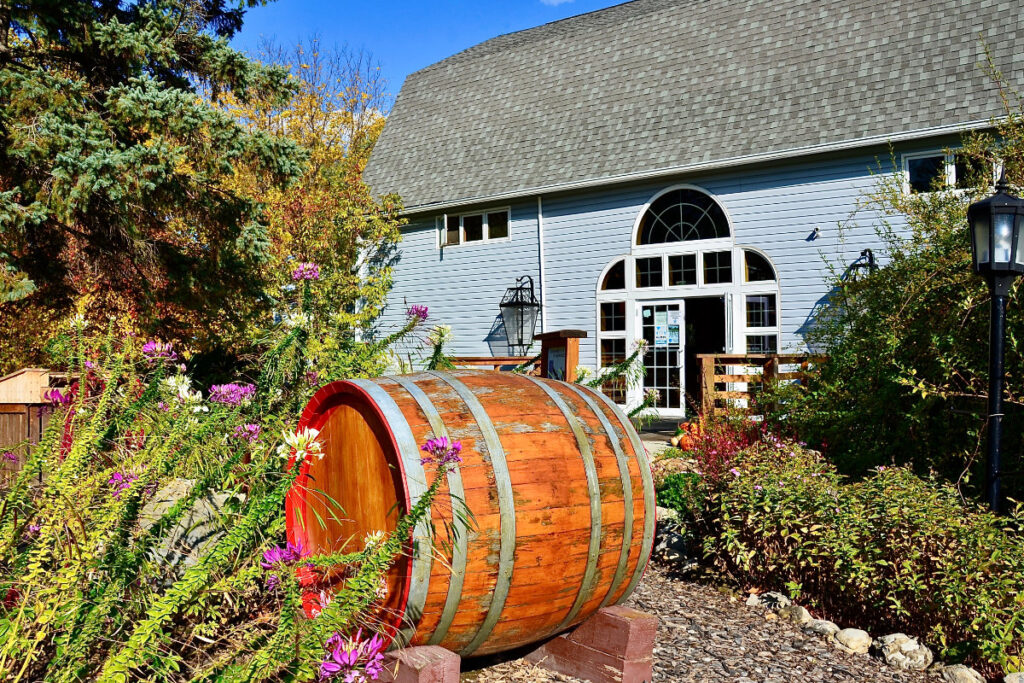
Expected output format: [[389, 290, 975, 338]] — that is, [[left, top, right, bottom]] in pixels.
[[439, 208, 510, 247], [600, 338, 627, 403], [635, 257, 663, 288], [600, 338, 626, 366], [746, 294, 777, 328], [746, 334, 778, 354], [600, 302, 626, 331], [487, 211, 509, 239], [668, 254, 697, 286], [907, 154, 946, 193], [463, 214, 484, 242], [703, 251, 732, 284], [445, 215, 460, 246]]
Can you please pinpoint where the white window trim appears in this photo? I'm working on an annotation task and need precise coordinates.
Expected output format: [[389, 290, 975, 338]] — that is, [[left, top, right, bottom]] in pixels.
[[437, 206, 512, 248], [901, 149, 1000, 195]]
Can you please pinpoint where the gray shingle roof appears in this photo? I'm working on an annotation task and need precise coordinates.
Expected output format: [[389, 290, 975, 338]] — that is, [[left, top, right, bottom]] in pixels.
[[364, 0, 1024, 212]]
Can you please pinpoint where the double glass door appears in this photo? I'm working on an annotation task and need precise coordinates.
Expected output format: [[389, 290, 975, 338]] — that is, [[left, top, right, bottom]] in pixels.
[[638, 301, 684, 413]]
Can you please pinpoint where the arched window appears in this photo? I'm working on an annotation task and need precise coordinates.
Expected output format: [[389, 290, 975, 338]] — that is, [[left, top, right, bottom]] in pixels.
[[601, 259, 626, 290], [744, 250, 776, 282], [636, 188, 730, 245]]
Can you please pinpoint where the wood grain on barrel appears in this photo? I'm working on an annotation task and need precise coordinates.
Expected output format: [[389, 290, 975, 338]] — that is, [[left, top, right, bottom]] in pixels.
[[287, 370, 653, 658]]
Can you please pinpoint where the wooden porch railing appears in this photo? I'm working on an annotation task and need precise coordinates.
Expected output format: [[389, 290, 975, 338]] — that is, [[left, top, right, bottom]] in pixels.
[[450, 356, 540, 372], [697, 353, 822, 416]]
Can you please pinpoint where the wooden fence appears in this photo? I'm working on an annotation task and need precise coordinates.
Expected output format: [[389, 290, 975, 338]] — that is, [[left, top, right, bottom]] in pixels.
[[697, 353, 821, 416]]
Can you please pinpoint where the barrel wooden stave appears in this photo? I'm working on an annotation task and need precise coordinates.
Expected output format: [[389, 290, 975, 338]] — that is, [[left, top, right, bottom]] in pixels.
[[289, 370, 652, 658]]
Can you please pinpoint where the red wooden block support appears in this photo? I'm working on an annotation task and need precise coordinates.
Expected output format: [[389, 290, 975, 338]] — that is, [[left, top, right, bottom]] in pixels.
[[525, 605, 657, 682], [378, 645, 460, 683]]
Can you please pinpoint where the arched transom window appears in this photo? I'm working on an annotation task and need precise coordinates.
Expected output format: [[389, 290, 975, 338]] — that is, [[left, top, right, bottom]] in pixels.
[[636, 188, 730, 245]]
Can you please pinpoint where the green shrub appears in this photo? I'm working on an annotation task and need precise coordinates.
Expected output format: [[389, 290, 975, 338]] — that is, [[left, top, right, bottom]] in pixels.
[[695, 437, 1024, 676], [656, 472, 705, 519]]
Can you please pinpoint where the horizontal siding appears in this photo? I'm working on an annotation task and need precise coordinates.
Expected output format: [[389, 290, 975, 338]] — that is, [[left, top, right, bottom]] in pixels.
[[377, 201, 542, 360], [380, 141, 948, 367]]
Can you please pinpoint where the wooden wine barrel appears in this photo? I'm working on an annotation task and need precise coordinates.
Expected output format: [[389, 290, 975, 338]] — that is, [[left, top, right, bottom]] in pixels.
[[285, 370, 654, 657]]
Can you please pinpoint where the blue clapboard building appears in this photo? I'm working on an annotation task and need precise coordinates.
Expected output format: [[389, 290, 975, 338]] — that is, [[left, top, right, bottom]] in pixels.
[[363, 0, 1024, 415]]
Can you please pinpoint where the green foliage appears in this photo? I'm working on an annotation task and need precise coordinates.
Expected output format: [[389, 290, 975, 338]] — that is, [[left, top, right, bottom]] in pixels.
[[688, 436, 1024, 677], [762, 71, 1024, 494], [0, 0, 307, 372], [0, 294, 436, 681]]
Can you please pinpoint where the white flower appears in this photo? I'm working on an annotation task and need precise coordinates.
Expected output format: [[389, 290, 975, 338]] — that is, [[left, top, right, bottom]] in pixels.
[[427, 324, 452, 346], [162, 375, 203, 406], [363, 530, 386, 549], [574, 365, 594, 383], [277, 427, 323, 461], [69, 313, 87, 330], [282, 312, 312, 329]]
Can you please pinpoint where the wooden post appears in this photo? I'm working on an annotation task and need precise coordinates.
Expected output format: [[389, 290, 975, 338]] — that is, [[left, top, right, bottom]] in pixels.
[[699, 355, 716, 416], [536, 330, 588, 383]]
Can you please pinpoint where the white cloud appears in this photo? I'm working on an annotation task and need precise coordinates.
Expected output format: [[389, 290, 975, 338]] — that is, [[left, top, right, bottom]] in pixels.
[[540, 0, 574, 5]]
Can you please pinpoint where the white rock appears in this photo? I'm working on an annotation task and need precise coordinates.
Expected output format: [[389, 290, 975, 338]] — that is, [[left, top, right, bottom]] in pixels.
[[779, 604, 811, 625], [941, 664, 985, 683], [804, 619, 840, 637], [655, 505, 679, 522], [757, 591, 792, 610], [745, 593, 761, 607], [1004, 673, 1024, 683], [874, 633, 933, 671], [833, 628, 872, 654]]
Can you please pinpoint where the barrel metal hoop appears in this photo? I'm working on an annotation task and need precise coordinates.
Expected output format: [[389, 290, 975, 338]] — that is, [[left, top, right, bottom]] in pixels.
[[523, 376, 604, 633], [560, 381, 634, 608], [348, 379, 432, 646], [426, 371, 516, 656], [578, 384, 655, 602], [391, 375, 469, 647]]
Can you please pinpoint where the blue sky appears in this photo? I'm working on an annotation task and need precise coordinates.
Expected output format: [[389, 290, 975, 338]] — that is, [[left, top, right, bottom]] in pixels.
[[231, 0, 625, 102]]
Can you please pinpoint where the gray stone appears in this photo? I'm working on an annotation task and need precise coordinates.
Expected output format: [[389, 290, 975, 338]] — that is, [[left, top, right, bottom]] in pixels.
[[139, 478, 244, 575], [804, 619, 840, 638], [655, 505, 680, 523], [832, 628, 871, 654], [873, 633, 933, 671], [941, 664, 985, 683], [745, 593, 761, 607], [757, 591, 792, 611], [778, 604, 811, 625], [1004, 673, 1024, 683]]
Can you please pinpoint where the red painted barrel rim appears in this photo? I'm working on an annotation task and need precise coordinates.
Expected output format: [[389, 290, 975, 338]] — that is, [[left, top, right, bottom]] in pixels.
[[286, 379, 413, 636]]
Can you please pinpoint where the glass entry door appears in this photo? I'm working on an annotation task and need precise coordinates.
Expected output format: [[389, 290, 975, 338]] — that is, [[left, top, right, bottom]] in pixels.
[[638, 301, 685, 413]]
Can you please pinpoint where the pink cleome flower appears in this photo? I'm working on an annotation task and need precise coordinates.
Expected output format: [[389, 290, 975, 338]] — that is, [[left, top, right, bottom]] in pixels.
[[405, 305, 429, 321], [419, 436, 462, 467], [209, 383, 256, 406], [292, 262, 321, 281]]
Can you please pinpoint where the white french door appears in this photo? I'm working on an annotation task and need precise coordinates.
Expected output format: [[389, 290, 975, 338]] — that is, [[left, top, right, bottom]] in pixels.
[[634, 300, 685, 416]]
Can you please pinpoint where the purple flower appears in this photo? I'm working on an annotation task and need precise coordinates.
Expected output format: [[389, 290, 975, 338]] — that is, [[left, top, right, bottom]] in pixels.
[[208, 383, 256, 406], [754, 485, 763, 490], [406, 305, 429, 321], [729, 468, 741, 477], [319, 629, 389, 681], [292, 262, 321, 281], [233, 423, 262, 444], [419, 436, 463, 467], [2, 451, 16, 463], [108, 471, 138, 498], [305, 370, 321, 386], [261, 540, 307, 569], [265, 574, 281, 591], [141, 340, 178, 362], [44, 388, 72, 406], [84, 361, 96, 370]]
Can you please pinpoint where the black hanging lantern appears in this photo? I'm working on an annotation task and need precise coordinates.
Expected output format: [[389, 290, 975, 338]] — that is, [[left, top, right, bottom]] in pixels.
[[967, 171, 1024, 512], [499, 275, 541, 355]]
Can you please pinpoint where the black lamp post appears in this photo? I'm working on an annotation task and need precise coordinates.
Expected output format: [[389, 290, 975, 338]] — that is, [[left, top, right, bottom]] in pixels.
[[499, 275, 541, 355], [967, 171, 1024, 512]]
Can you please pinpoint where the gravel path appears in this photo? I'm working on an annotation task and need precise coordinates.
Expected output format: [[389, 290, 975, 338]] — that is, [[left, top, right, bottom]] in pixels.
[[463, 564, 935, 682]]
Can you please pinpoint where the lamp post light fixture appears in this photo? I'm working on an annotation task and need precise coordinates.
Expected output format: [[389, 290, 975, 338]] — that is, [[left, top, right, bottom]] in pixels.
[[499, 275, 542, 355], [967, 171, 1024, 512]]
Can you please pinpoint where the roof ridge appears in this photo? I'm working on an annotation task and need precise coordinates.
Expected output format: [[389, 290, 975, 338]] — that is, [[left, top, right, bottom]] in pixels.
[[407, 0, 646, 79]]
